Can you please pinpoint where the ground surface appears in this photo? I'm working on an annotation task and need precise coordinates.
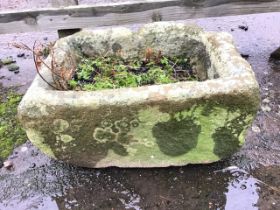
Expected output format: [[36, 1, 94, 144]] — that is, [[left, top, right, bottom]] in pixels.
[[0, 9, 279, 210]]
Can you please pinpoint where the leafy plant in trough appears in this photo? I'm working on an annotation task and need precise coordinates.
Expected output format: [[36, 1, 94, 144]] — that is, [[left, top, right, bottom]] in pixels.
[[69, 49, 197, 91], [13, 43, 197, 91]]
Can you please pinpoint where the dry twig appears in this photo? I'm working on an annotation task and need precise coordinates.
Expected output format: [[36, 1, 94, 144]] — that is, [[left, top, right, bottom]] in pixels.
[[12, 41, 76, 90]]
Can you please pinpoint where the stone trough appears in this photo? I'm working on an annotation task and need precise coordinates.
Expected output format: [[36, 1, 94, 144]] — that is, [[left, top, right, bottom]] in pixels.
[[18, 22, 260, 168]]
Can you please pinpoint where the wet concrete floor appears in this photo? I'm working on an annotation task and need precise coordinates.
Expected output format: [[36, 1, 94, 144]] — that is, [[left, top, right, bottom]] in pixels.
[[0, 12, 280, 210]]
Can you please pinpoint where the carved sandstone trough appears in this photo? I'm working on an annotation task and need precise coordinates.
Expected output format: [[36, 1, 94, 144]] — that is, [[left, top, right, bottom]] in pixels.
[[18, 22, 260, 168]]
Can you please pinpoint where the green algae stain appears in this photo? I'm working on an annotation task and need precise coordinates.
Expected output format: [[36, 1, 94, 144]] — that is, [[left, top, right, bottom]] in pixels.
[[106, 107, 169, 160], [152, 114, 201, 156], [0, 93, 27, 160], [166, 105, 252, 160], [26, 102, 254, 167], [119, 104, 254, 165], [212, 126, 240, 158], [212, 113, 254, 159]]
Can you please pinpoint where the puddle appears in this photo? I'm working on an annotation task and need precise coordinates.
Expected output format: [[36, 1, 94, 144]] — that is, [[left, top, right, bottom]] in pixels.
[[0, 143, 279, 210], [0, 32, 57, 93]]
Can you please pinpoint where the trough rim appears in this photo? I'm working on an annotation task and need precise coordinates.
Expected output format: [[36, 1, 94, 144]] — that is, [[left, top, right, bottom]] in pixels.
[[19, 22, 259, 108]]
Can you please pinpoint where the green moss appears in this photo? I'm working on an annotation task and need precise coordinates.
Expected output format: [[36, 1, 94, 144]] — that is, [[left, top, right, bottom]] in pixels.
[[69, 54, 197, 91], [0, 92, 27, 160]]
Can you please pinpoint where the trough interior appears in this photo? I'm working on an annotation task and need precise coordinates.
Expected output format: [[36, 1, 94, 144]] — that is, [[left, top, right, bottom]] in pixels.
[[52, 25, 221, 87]]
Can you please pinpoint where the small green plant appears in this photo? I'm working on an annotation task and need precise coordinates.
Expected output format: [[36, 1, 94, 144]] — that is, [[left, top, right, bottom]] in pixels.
[[69, 50, 197, 91]]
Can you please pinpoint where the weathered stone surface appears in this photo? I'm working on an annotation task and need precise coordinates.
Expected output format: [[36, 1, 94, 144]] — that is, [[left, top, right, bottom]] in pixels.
[[18, 22, 260, 168]]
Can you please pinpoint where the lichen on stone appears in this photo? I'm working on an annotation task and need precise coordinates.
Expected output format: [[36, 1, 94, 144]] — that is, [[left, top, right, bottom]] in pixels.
[[26, 129, 55, 158], [59, 134, 74, 143], [93, 127, 117, 143], [53, 119, 69, 133]]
